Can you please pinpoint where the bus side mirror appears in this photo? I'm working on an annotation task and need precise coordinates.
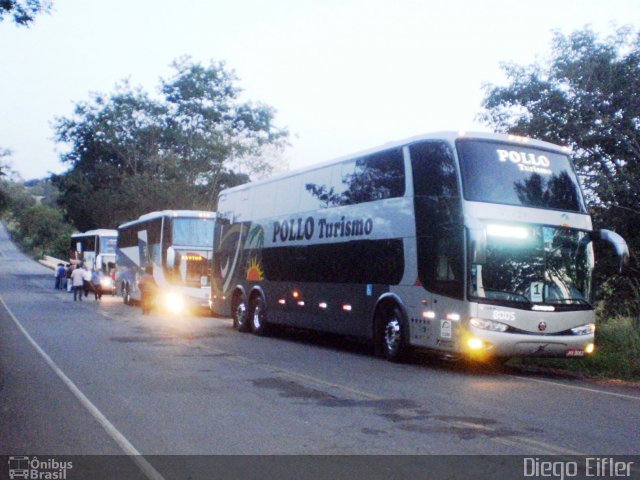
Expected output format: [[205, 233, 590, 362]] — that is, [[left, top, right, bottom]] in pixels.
[[466, 219, 487, 265], [167, 247, 177, 269], [595, 229, 629, 274]]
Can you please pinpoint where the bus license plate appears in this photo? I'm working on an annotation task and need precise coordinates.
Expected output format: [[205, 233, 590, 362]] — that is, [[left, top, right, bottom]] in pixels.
[[566, 349, 585, 357]]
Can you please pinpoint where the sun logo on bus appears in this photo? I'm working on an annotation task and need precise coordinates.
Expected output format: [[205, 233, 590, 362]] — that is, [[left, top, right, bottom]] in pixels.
[[246, 257, 264, 281]]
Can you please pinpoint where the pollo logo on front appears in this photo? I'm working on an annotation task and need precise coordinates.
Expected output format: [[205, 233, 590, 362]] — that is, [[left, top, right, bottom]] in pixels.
[[497, 149, 552, 175]]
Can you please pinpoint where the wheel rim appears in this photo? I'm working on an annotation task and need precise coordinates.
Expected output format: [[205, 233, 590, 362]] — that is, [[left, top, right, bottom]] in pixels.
[[236, 301, 247, 326], [384, 317, 401, 354], [252, 304, 262, 330]]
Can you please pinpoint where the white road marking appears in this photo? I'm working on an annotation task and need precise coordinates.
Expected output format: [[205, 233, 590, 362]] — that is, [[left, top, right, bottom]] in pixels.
[[510, 375, 640, 401], [0, 296, 166, 480]]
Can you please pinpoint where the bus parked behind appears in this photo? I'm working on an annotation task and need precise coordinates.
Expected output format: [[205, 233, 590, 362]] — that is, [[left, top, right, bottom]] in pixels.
[[116, 210, 216, 313]]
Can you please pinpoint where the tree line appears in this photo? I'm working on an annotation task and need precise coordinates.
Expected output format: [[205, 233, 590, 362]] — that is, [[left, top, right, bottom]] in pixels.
[[52, 57, 288, 232]]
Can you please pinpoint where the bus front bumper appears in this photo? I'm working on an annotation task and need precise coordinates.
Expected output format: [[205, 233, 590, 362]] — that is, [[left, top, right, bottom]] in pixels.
[[465, 327, 595, 359]]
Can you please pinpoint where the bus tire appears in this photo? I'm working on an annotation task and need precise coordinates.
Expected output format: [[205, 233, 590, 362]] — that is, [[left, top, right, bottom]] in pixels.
[[232, 293, 250, 332], [249, 295, 269, 336], [377, 305, 408, 362]]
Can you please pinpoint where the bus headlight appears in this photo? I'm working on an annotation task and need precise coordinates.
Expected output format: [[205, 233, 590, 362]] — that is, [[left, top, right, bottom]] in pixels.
[[571, 323, 595, 336], [164, 292, 185, 314], [470, 317, 508, 332], [467, 338, 485, 350], [100, 277, 114, 288]]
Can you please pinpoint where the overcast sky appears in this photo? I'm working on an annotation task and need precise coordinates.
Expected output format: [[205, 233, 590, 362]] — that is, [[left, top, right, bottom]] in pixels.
[[1, 0, 638, 180]]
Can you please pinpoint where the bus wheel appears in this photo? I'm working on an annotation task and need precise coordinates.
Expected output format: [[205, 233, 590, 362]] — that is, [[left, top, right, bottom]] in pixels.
[[232, 294, 250, 332], [378, 306, 408, 362], [250, 296, 268, 336]]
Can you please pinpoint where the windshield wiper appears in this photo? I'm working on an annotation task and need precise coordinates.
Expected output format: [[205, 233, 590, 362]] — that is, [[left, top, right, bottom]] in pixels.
[[545, 298, 592, 307], [482, 289, 532, 305]]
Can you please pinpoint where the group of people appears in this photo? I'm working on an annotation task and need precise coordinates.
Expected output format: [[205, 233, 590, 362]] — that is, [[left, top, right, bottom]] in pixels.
[[54, 263, 110, 301]]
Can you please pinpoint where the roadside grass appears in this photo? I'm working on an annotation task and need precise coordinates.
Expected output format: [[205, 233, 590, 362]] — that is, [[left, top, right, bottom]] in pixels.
[[513, 317, 640, 381]]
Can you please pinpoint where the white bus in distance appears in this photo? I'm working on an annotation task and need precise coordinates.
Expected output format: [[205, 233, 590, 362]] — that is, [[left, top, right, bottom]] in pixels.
[[70, 229, 118, 275], [210, 131, 629, 362], [116, 210, 216, 314]]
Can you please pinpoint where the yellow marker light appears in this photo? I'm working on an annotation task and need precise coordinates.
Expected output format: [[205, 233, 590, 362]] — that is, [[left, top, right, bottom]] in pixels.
[[467, 338, 484, 350], [292, 291, 300, 299], [585, 343, 595, 354], [164, 292, 185, 314]]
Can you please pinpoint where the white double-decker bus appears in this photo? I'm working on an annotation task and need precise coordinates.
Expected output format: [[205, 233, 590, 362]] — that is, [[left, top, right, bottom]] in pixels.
[[210, 132, 628, 362], [116, 210, 216, 312]]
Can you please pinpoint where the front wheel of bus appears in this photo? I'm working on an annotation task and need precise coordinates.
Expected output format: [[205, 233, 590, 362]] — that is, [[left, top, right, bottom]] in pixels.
[[378, 306, 408, 362], [233, 295, 250, 333], [250, 296, 269, 336]]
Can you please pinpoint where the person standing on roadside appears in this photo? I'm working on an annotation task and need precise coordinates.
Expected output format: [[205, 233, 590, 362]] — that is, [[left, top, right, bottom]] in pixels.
[[71, 264, 86, 301], [54, 263, 65, 289], [83, 266, 93, 298], [65, 264, 73, 292], [139, 265, 157, 314], [91, 269, 103, 301]]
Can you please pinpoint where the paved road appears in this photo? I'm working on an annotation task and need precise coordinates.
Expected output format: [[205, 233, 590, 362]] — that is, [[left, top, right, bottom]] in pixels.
[[1, 223, 639, 469]]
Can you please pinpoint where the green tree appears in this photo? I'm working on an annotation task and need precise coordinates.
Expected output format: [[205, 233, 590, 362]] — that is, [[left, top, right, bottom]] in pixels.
[[0, 148, 11, 213], [0, 0, 52, 26], [479, 26, 640, 318], [53, 59, 288, 231]]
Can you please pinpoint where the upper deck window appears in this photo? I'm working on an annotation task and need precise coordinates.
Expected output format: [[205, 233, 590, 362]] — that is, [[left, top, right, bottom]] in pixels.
[[100, 236, 117, 254], [172, 218, 215, 248], [456, 139, 585, 213], [301, 147, 405, 209]]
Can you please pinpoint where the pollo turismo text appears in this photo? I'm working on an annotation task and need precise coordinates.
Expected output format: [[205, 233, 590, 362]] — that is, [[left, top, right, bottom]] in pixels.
[[272, 216, 373, 243]]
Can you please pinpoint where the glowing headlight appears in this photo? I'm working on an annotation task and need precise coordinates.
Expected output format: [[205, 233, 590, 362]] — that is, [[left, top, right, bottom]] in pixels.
[[467, 338, 484, 350], [470, 317, 509, 332], [163, 292, 185, 314], [571, 323, 595, 336], [100, 277, 114, 288]]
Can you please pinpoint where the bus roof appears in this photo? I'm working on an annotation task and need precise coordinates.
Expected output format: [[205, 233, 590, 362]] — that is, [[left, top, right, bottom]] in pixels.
[[218, 131, 572, 197], [117, 210, 217, 229], [71, 229, 118, 238]]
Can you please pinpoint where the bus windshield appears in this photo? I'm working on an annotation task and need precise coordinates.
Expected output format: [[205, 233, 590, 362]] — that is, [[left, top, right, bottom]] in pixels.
[[172, 218, 215, 248], [100, 236, 117, 254], [470, 225, 594, 309], [457, 139, 585, 213]]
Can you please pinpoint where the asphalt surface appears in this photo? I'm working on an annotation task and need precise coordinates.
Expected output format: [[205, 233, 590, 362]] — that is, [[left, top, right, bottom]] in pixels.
[[0, 223, 639, 474]]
